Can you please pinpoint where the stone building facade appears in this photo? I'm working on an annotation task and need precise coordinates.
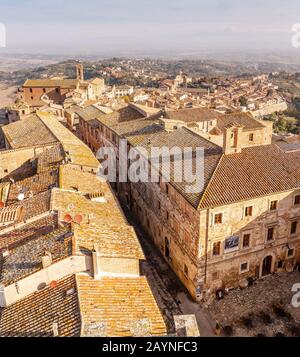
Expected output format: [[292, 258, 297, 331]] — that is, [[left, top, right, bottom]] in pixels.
[[77, 106, 300, 302]]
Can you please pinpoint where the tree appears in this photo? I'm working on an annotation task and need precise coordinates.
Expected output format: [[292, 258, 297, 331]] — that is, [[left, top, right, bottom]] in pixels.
[[239, 96, 248, 107]]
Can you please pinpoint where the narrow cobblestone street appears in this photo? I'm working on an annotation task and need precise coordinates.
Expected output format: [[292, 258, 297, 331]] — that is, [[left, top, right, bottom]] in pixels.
[[120, 203, 216, 337]]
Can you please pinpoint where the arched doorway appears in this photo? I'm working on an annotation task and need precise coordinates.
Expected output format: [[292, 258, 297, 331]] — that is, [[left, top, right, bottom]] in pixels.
[[262, 255, 273, 277]]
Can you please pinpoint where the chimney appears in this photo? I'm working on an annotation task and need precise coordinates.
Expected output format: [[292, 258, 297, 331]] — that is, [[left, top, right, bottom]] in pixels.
[[223, 123, 244, 155], [92, 244, 101, 280], [52, 322, 59, 337], [42, 252, 52, 269]]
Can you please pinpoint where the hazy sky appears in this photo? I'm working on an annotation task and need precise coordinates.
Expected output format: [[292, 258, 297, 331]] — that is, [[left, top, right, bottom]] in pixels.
[[1, 0, 300, 55]]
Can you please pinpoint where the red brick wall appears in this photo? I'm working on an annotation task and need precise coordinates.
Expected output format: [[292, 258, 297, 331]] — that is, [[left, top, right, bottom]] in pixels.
[[23, 87, 71, 106]]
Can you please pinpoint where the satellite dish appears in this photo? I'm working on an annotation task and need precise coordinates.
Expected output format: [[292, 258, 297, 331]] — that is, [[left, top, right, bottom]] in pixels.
[[64, 214, 73, 223], [67, 203, 74, 211], [17, 193, 25, 201], [74, 214, 83, 224], [50, 281, 58, 289]]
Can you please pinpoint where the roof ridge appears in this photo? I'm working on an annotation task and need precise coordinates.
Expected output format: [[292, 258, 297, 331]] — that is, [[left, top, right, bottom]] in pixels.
[[197, 153, 225, 210]]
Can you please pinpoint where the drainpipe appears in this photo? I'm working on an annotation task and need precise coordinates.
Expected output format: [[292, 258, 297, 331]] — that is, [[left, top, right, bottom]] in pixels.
[[204, 208, 210, 285]]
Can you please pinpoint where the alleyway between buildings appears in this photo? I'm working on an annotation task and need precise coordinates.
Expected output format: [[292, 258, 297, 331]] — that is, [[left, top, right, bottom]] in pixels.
[[121, 204, 216, 337]]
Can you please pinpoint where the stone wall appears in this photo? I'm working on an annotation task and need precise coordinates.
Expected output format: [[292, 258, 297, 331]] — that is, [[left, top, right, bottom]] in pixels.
[[0, 145, 55, 179], [199, 190, 300, 295], [252, 102, 288, 118]]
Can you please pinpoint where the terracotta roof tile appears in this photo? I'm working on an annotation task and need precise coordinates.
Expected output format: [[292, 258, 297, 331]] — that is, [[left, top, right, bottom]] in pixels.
[[37, 111, 99, 168], [74, 223, 144, 260], [6, 169, 58, 205], [0, 214, 58, 250], [0, 225, 72, 286], [200, 144, 300, 208], [77, 275, 166, 337], [2, 115, 58, 149], [0, 275, 81, 337]]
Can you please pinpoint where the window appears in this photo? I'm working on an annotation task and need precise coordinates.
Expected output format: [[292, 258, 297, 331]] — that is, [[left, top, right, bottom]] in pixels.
[[249, 133, 254, 142], [242, 234, 250, 248], [270, 200, 278, 211], [158, 201, 161, 210], [245, 206, 253, 217], [55, 88, 59, 93], [213, 242, 221, 256], [267, 227, 275, 241], [240, 262, 249, 273], [166, 212, 169, 221], [291, 221, 298, 235], [278, 261, 284, 269], [43, 88, 46, 93], [294, 195, 300, 205], [30, 88, 33, 93], [214, 213, 223, 225], [288, 249, 295, 258], [212, 271, 219, 280], [31, 96, 34, 100]]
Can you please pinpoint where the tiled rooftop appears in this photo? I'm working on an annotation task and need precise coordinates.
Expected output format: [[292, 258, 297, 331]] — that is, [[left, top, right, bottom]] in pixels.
[[0, 214, 58, 250], [111, 118, 163, 140], [23, 79, 79, 89], [0, 275, 81, 337], [76, 105, 104, 122], [0, 225, 72, 286], [37, 111, 99, 168], [51, 189, 127, 226], [16, 190, 52, 221], [37, 144, 65, 172], [74, 223, 144, 259], [216, 112, 265, 131], [2, 115, 58, 149], [59, 165, 106, 194], [273, 134, 300, 153], [124, 125, 223, 208], [200, 143, 300, 208], [0, 109, 166, 336], [6, 169, 58, 204], [160, 107, 223, 123], [77, 274, 167, 337], [92, 106, 144, 126]]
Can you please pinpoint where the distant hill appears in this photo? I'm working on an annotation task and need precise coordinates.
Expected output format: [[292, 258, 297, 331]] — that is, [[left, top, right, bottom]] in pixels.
[[1, 57, 300, 88]]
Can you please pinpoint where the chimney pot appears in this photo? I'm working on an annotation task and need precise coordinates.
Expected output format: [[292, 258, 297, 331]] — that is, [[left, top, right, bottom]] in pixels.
[[52, 322, 59, 337]]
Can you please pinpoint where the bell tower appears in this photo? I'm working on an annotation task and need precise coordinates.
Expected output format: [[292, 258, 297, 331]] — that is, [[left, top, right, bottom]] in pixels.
[[76, 63, 84, 81]]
